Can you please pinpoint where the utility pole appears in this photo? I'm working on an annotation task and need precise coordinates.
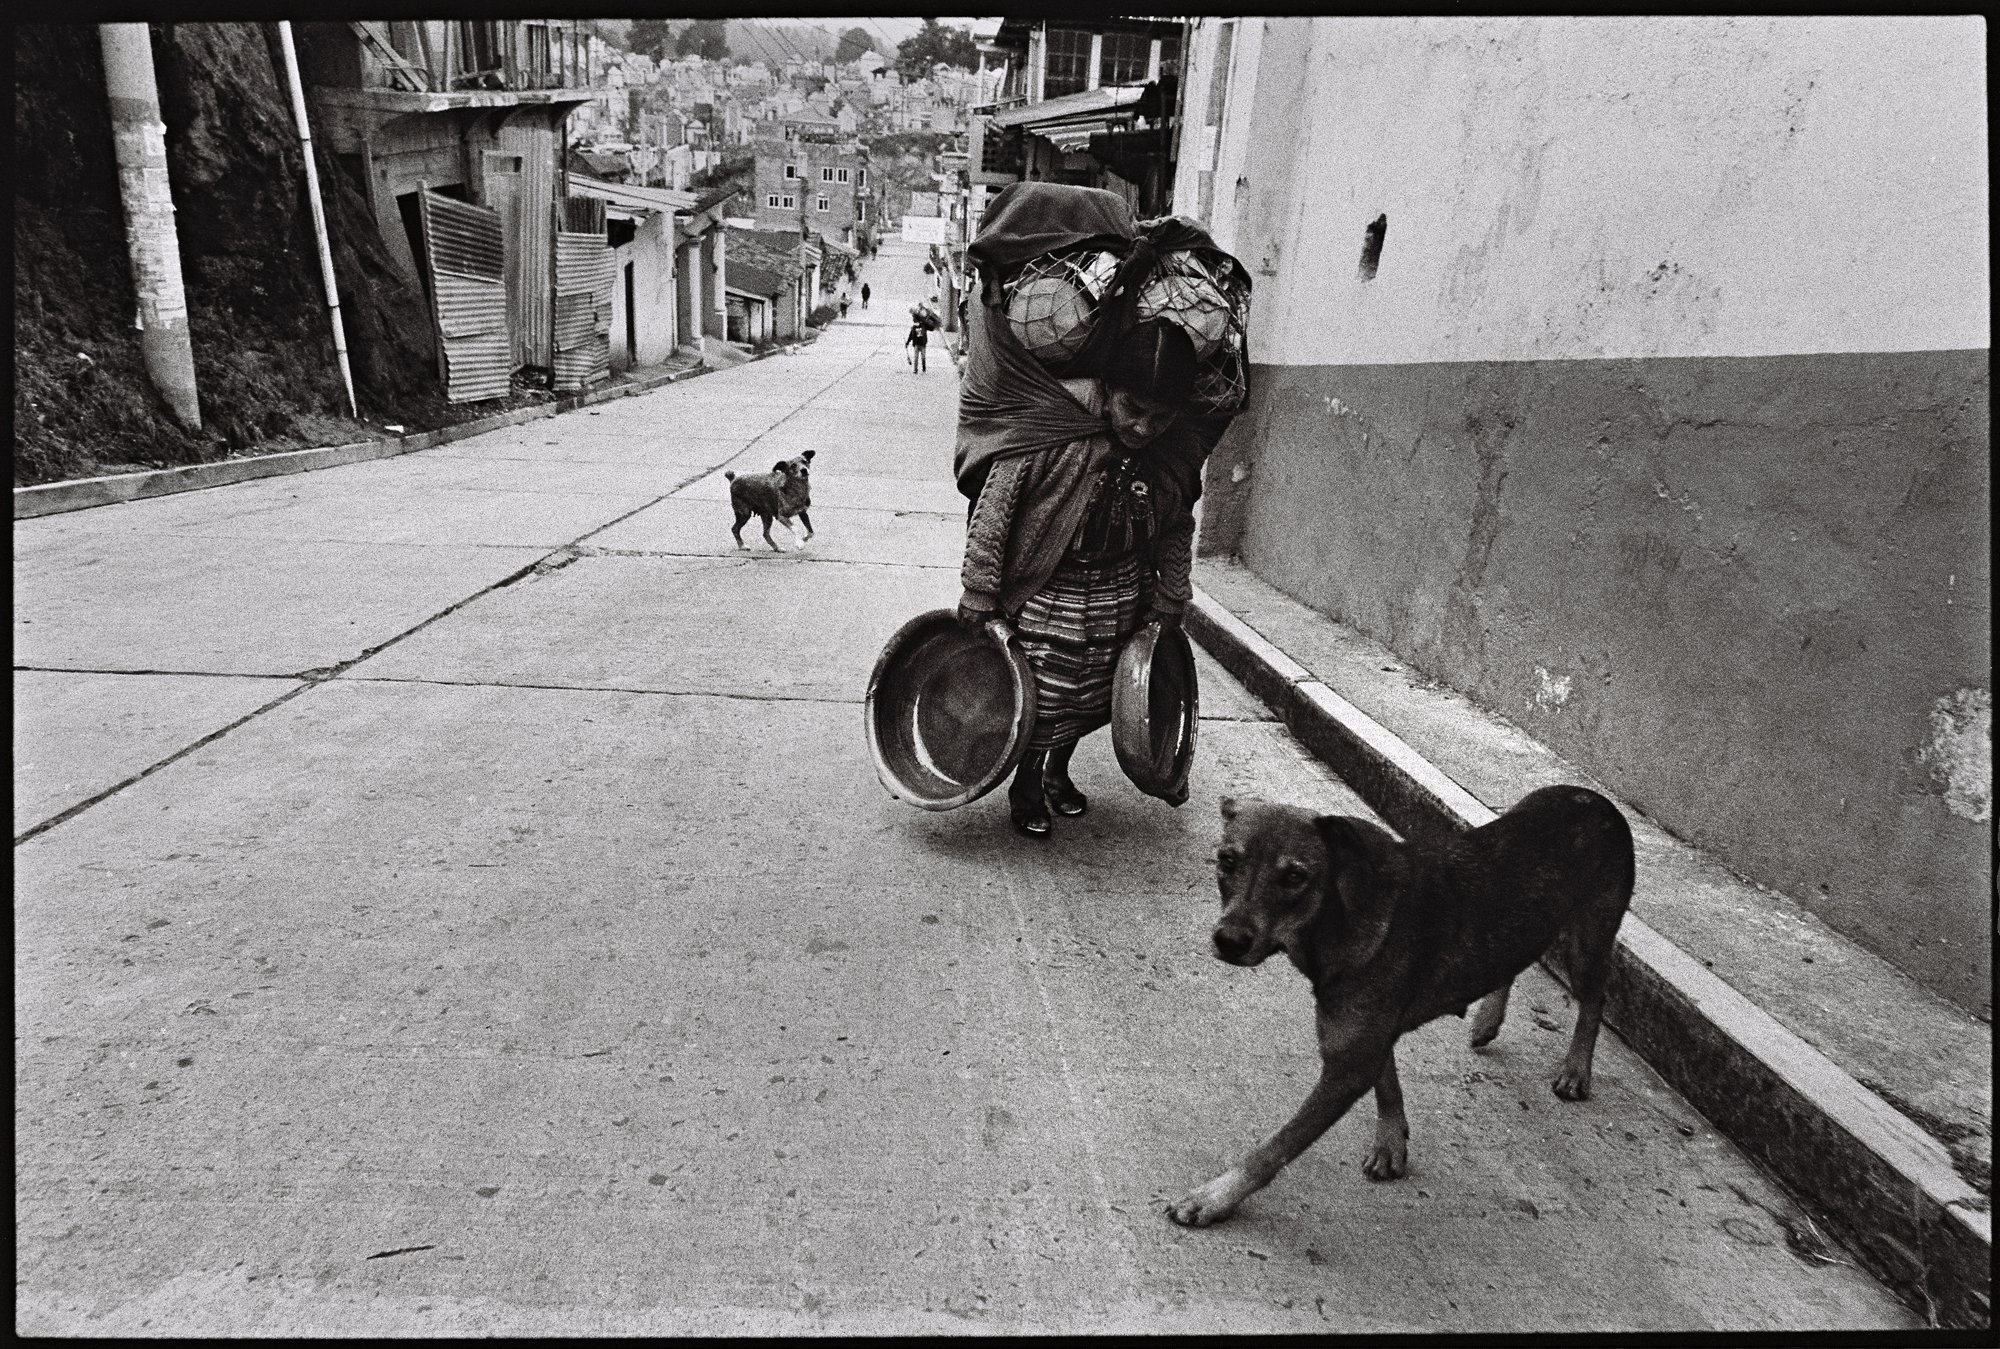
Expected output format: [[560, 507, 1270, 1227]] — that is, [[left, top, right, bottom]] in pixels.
[[98, 23, 202, 431]]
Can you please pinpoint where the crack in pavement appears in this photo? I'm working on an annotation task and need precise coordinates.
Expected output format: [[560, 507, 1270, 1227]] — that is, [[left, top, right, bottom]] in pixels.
[[16, 345, 891, 844], [14, 678, 321, 846], [333, 675, 866, 705], [570, 545, 956, 570]]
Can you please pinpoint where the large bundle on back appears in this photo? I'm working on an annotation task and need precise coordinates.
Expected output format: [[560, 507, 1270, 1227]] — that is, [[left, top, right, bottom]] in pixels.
[[972, 183, 1253, 419], [953, 183, 1255, 515]]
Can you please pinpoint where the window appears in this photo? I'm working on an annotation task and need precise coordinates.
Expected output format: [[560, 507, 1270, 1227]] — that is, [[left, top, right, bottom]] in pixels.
[[820, 166, 835, 182], [781, 194, 796, 209], [1044, 27, 1092, 98], [766, 193, 781, 207], [784, 163, 799, 179], [1158, 30, 1182, 81], [856, 167, 867, 188], [817, 194, 829, 212], [1100, 31, 1150, 87], [836, 167, 850, 184]]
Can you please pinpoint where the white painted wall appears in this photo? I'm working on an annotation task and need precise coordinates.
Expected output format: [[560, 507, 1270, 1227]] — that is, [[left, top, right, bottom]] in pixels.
[[1180, 16, 1989, 365], [607, 212, 680, 369]]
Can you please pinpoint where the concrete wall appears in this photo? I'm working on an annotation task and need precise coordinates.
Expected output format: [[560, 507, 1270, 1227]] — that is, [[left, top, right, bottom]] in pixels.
[[1183, 17, 1992, 1014], [607, 212, 678, 369]]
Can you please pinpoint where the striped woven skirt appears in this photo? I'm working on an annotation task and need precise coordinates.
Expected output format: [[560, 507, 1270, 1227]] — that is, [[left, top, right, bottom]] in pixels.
[[1013, 552, 1146, 750]]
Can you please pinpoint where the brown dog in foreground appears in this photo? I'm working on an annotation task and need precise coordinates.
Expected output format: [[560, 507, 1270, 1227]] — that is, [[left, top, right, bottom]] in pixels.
[[726, 450, 814, 552], [1167, 785, 1635, 1227]]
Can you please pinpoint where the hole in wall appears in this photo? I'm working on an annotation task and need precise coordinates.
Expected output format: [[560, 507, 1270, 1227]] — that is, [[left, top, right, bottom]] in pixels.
[[1358, 213, 1387, 281]]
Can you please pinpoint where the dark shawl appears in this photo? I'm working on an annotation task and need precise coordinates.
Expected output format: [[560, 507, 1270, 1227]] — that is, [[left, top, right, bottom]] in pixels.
[[951, 182, 1247, 608]]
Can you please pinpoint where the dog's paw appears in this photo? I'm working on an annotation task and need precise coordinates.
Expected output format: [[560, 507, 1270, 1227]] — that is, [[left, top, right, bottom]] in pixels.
[[1362, 1136, 1409, 1182], [1165, 1173, 1245, 1227], [1551, 1064, 1593, 1101]]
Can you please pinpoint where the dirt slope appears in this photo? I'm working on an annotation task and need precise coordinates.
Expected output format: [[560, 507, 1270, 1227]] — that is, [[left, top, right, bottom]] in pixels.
[[13, 23, 495, 487]]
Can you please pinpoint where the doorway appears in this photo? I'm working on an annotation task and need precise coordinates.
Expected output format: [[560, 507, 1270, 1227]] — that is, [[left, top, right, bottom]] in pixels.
[[624, 261, 638, 368]]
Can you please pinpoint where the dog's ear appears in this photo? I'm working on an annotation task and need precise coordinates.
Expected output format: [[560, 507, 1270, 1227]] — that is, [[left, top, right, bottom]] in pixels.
[[1316, 814, 1401, 896], [1219, 795, 1238, 821], [1315, 814, 1389, 873], [802, 449, 816, 463], [773, 460, 790, 475]]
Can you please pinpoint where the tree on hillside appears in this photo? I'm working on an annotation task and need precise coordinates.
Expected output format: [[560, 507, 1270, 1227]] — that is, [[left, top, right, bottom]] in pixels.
[[627, 19, 675, 60], [836, 26, 875, 64], [677, 19, 729, 62], [895, 19, 977, 80]]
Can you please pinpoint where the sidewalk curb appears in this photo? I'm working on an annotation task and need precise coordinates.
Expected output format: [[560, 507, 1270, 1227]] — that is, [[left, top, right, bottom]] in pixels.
[[13, 355, 729, 522], [1186, 587, 1990, 1330]]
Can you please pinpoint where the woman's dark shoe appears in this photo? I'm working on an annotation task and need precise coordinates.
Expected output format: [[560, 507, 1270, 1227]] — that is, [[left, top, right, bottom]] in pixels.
[[1011, 799, 1053, 839], [1043, 774, 1089, 817]]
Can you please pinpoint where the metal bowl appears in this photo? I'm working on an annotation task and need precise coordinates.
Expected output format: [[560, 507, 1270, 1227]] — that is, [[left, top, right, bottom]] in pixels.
[[1112, 620, 1199, 806], [866, 609, 1038, 810]]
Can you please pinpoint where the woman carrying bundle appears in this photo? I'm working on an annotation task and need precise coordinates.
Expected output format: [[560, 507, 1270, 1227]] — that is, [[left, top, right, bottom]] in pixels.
[[953, 182, 1250, 840]]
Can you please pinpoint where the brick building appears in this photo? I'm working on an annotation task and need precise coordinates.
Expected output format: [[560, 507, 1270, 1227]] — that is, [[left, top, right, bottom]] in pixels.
[[750, 121, 872, 248]]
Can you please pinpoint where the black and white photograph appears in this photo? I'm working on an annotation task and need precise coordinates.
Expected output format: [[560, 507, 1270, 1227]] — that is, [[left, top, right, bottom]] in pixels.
[[13, 12, 1990, 1336]]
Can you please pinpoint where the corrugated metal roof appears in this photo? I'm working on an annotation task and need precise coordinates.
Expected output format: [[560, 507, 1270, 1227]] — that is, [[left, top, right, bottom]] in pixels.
[[726, 259, 797, 300], [988, 82, 1148, 130], [569, 174, 698, 215]]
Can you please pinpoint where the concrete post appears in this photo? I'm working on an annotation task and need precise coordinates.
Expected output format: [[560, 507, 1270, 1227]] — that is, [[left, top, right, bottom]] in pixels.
[[99, 23, 202, 431]]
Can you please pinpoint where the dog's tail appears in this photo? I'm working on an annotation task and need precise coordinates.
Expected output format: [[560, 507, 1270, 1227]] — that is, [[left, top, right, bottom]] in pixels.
[[723, 471, 736, 481]]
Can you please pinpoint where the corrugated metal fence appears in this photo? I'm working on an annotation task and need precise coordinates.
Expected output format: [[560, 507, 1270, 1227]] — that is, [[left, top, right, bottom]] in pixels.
[[418, 188, 511, 403], [496, 119, 556, 369], [553, 229, 614, 392]]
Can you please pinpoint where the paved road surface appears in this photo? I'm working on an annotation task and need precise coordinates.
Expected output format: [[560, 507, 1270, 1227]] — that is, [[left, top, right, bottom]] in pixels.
[[13, 240, 1917, 1333]]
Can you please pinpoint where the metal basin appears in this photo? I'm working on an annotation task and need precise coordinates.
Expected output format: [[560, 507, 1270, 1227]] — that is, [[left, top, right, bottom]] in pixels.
[[866, 609, 1037, 811], [1112, 620, 1199, 806]]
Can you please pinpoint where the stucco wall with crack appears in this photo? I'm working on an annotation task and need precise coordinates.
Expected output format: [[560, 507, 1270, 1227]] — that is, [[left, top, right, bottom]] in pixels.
[[1184, 17, 1992, 1013]]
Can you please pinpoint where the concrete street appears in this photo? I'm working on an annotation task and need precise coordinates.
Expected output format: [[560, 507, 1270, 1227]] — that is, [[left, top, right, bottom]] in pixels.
[[14, 240, 1918, 1333]]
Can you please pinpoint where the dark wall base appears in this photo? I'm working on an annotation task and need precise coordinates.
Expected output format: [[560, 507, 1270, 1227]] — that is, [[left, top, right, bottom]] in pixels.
[[1204, 350, 1990, 1015]]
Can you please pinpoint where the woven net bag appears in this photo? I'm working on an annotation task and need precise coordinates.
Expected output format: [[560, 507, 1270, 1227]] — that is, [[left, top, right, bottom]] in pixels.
[[1002, 248, 1122, 367], [1188, 340, 1249, 416], [1134, 250, 1236, 361], [1139, 246, 1249, 415]]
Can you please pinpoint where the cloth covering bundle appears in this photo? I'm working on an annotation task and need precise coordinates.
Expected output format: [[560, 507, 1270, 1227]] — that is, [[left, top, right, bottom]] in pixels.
[[954, 182, 1252, 516], [965, 181, 1253, 410]]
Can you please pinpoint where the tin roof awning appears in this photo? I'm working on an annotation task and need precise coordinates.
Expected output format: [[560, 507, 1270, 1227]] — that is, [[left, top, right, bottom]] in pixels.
[[986, 82, 1149, 132], [314, 86, 606, 117], [569, 175, 698, 216]]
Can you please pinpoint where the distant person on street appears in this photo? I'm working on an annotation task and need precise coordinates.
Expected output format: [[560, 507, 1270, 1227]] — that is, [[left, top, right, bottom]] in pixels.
[[905, 320, 929, 373], [861, 282, 871, 308], [839, 291, 850, 318]]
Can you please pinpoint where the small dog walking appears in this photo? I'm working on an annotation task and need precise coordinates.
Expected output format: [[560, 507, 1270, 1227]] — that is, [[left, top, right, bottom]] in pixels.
[[725, 450, 815, 553], [1167, 785, 1635, 1228]]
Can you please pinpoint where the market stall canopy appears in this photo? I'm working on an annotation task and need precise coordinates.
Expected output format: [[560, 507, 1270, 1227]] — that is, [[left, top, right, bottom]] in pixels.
[[986, 82, 1154, 152], [567, 175, 698, 218]]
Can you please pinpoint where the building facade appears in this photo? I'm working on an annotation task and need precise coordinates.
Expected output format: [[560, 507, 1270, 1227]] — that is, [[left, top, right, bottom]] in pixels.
[[749, 123, 871, 248], [1177, 16, 1991, 1015], [297, 19, 602, 392], [969, 17, 1184, 221]]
